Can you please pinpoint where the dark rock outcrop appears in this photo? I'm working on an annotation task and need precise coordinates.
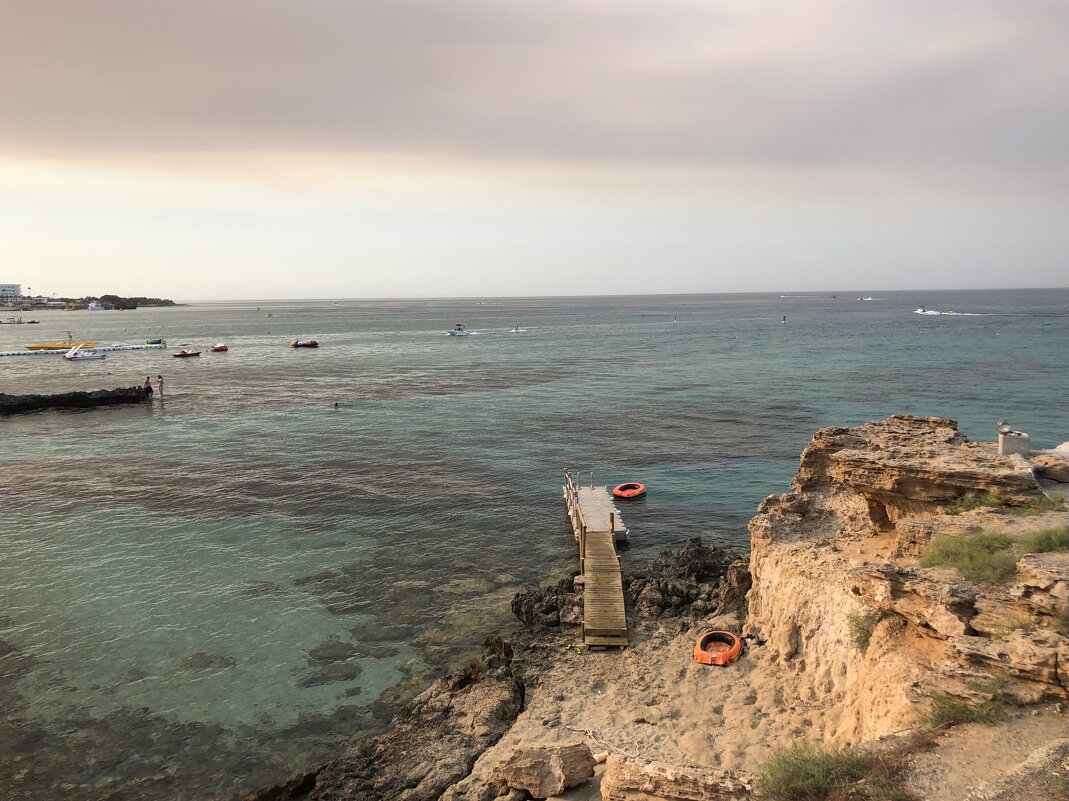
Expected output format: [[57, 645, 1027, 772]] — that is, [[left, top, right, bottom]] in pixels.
[[510, 539, 750, 629], [626, 538, 750, 619], [0, 387, 149, 415], [245, 636, 522, 801], [511, 575, 581, 629]]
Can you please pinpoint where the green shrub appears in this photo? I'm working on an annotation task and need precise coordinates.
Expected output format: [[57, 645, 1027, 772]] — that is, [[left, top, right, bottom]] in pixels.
[[759, 746, 868, 800], [920, 532, 1017, 584], [848, 610, 883, 652], [944, 491, 1003, 515], [1019, 524, 1069, 554], [1010, 493, 1066, 517]]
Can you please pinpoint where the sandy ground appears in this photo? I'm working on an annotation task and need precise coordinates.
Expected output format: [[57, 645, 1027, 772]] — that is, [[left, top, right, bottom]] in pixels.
[[467, 506, 1069, 798], [905, 708, 1068, 801], [483, 624, 1068, 801], [474, 609, 848, 785]]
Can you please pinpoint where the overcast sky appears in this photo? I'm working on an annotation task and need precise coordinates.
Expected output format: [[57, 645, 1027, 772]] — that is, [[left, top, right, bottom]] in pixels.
[[1, 0, 1066, 300]]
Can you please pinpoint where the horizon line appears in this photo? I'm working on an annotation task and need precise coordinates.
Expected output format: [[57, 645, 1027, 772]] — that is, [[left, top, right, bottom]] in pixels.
[[175, 286, 1069, 304]]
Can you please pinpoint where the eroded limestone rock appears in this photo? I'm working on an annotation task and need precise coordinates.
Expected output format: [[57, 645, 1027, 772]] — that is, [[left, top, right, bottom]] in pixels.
[[946, 630, 1069, 698], [1030, 453, 1069, 484], [851, 564, 979, 637], [600, 755, 753, 800], [792, 416, 1037, 526], [1011, 553, 1069, 619], [493, 742, 594, 798]]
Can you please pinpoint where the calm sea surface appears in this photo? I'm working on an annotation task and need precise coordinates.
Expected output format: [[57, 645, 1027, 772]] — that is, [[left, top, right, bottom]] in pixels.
[[1, 290, 1067, 799]]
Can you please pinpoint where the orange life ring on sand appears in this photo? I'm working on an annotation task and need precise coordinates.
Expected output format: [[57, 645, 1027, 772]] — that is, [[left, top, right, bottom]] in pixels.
[[693, 630, 743, 666], [612, 482, 646, 499]]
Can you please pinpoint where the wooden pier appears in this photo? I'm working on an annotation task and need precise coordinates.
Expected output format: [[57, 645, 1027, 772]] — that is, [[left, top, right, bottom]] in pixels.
[[563, 471, 629, 647]]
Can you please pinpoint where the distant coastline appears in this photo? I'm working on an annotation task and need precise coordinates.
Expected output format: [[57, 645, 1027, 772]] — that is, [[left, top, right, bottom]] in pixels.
[[2, 293, 179, 311]]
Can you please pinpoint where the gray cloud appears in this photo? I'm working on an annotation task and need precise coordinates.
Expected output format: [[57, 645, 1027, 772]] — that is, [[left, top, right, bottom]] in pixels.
[[1, 0, 1066, 181]]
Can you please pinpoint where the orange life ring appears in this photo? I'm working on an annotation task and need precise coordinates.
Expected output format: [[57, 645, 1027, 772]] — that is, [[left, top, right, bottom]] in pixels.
[[612, 482, 646, 499], [693, 630, 743, 666]]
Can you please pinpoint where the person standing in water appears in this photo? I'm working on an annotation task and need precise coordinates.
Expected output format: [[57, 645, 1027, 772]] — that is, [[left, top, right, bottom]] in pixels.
[[157, 374, 164, 398], [143, 376, 153, 397]]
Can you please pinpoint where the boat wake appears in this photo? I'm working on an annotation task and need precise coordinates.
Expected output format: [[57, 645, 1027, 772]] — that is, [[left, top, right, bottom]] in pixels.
[[914, 308, 987, 316]]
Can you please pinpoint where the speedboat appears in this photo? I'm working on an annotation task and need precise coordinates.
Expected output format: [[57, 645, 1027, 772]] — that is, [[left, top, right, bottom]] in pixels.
[[63, 345, 106, 361], [914, 307, 951, 315], [173, 349, 201, 357], [448, 324, 470, 336], [210, 343, 229, 352], [291, 339, 319, 348]]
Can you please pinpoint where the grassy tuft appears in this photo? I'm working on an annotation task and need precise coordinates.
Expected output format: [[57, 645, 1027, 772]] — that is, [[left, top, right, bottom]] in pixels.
[[759, 745, 919, 801], [926, 677, 1010, 729], [943, 491, 1003, 515], [759, 746, 868, 800], [920, 532, 1017, 584], [1019, 524, 1069, 554], [848, 610, 883, 652], [926, 694, 1006, 728], [1010, 492, 1066, 517]]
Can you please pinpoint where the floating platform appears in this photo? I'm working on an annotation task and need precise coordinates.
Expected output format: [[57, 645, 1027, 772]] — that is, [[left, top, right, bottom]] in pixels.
[[563, 471, 629, 648], [0, 343, 166, 358]]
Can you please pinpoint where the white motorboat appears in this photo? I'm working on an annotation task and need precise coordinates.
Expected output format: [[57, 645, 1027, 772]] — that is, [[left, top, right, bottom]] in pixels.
[[63, 345, 106, 361], [448, 323, 470, 336], [914, 307, 956, 315]]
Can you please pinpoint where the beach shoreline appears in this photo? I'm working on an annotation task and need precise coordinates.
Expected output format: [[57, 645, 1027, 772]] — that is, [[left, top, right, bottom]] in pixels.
[[245, 416, 1069, 801]]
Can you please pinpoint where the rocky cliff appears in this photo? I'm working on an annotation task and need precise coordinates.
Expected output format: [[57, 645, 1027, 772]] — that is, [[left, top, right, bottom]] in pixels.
[[746, 415, 1068, 745]]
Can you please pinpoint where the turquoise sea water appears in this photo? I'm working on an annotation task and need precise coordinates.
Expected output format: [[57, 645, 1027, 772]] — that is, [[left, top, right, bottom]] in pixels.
[[1, 290, 1067, 799]]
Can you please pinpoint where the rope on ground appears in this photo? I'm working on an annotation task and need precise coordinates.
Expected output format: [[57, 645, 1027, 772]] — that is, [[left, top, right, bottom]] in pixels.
[[564, 725, 639, 758]]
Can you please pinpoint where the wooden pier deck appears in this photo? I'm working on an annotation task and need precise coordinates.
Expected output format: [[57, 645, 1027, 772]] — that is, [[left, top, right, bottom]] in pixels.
[[563, 471, 629, 647]]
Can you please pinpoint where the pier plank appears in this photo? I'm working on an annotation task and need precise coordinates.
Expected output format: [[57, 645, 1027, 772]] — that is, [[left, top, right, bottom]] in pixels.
[[563, 471, 629, 647]]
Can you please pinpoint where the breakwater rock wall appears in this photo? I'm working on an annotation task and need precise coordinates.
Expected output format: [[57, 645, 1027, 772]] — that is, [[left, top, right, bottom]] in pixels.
[[0, 387, 149, 415]]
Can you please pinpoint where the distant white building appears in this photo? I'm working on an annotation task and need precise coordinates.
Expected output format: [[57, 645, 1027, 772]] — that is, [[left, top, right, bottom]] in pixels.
[[0, 284, 22, 305]]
